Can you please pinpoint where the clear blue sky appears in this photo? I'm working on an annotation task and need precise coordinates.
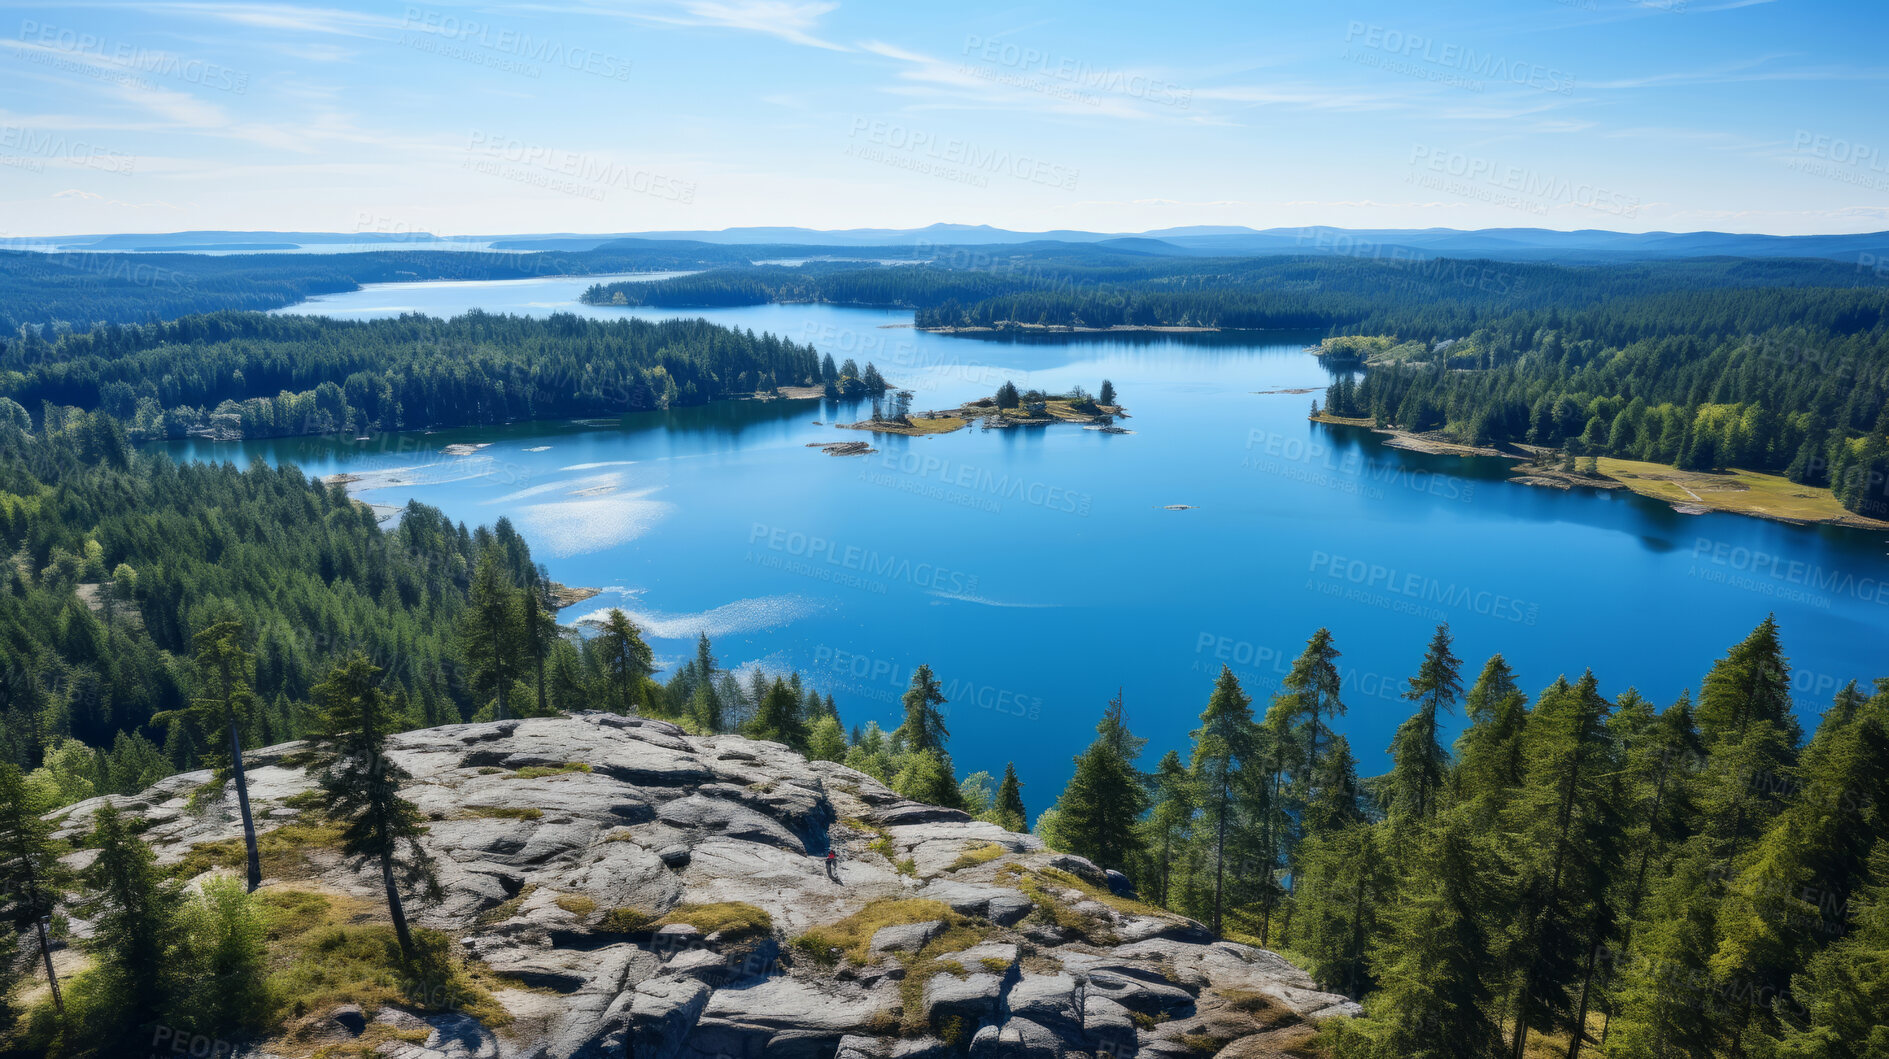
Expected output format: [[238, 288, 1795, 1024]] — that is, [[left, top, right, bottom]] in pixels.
[[0, 0, 1884, 236]]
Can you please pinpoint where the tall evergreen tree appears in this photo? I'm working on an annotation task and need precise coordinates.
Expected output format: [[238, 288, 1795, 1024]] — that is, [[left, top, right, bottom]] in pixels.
[[748, 677, 810, 751], [153, 620, 263, 891], [1282, 627, 1345, 783], [1052, 693, 1151, 872], [898, 664, 950, 755], [1389, 624, 1464, 824], [0, 762, 67, 1014], [1137, 750, 1193, 909], [994, 762, 1029, 833], [462, 550, 524, 721], [1190, 667, 1257, 936], [78, 802, 183, 1048], [308, 652, 436, 960], [593, 609, 654, 716]]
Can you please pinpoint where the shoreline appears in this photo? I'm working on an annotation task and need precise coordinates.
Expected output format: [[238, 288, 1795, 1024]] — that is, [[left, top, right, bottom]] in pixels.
[[1310, 414, 1889, 532], [838, 398, 1130, 438]]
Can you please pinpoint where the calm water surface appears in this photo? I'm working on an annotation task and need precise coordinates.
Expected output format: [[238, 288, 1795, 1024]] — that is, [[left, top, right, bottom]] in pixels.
[[153, 274, 1889, 799]]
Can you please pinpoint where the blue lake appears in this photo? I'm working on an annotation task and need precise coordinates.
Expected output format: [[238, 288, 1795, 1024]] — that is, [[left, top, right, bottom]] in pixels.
[[148, 274, 1889, 802]]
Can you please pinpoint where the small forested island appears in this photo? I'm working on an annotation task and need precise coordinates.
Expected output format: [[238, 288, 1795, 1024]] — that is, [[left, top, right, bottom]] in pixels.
[[836, 379, 1127, 437]]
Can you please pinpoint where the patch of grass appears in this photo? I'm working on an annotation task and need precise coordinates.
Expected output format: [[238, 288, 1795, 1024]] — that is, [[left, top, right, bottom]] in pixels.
[[596, 906, 653, 934], [653, 902, 772, 942], [1595, 457, 1888, 527], [258, 888, 510, 1037], [171, 819, 345, 881], [791, 898, 957, 966], [506, 762, 590, 779], [947, 843, 1006, 872], [1221, 989, 1297, 1024], [1182, 1033, 1225, 1055], [475, 883, 537, 926], [980, 957, 1011, 973], [555, 894, 597, 919], [462, 806, 542, 821]]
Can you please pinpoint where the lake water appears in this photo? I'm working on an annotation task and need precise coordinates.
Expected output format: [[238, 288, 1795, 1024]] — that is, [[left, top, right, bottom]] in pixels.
[[161, 274, 1889, 803]]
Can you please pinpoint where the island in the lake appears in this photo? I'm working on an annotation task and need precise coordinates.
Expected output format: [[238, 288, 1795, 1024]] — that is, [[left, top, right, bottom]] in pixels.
[[834, 380, 1130, 439]]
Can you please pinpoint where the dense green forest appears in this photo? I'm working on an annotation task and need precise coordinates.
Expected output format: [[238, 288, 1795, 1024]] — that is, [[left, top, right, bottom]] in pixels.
[[0, 312, 859, 439], [1033, 619, 1889, 1059]]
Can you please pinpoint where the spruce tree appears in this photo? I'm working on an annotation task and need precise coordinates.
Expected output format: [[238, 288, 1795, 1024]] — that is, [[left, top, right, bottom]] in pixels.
[[748, 677, 810, 751], [80, 802, 183, 1047], [1282, 627, 1344, 783], [1137, 750, 1193, 909], [0, 762, 67, 1014], [520, 586, 561, 716], [309, 652, 436, 960], [1052, 693, 1150, 872], [1190, 666, 1257, 936], [1295, 821, 1392, 999], [1766, 839, 1889, 1058], [1453, 654, 1530, 825], [593, 609, 654, 715], [994, 762, 1028, 833], [898, 664, 950, 755], [463, 550, 524, 721], [1389, 623, 1463, 823], [153, 619, 263, 891]]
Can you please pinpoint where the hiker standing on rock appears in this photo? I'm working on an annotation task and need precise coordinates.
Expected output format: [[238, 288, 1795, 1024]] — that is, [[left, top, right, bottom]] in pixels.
[[825, 848, 841, 883]]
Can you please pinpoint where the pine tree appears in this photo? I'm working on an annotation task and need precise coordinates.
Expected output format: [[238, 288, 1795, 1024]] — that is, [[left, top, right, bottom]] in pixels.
[[520, 587, 561, 716], [1282, 627, 1345, 784], [79, 802, 183, 1046], [1255, 696, 1305, 945], [748, 677, 810, 751], [463, 550, 524, 721], [593, 609, 654, 716], [0, 762, 67, 1014], [1191, 666, 1257, 936], [308, 652, 436, 960], [1453, 654, 1530, 824], [1296, 821, 1392, 999], [994, 762, 1028, 833], [894, 748, 961, 809], [898, 664, 949, 755], [1766, 839, 1889, 1058], [1368, 817, 1505, 1059], [1137, 750, 1193, 909], [1389, 624, 1463, 824], [1099, 379, 1117, 407], [1052, 693, 1151, 872], [153, 619, 263, 891], [807, 715, 848, 762]]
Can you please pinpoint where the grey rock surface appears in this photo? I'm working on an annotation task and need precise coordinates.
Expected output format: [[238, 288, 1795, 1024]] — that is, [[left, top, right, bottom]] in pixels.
[[54, 713, 1355, 1059]]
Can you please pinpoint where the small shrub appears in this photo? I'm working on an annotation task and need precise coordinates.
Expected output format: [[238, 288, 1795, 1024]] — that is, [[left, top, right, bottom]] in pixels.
[[596, 907, 652, 934], [555, 894, 597, 919]]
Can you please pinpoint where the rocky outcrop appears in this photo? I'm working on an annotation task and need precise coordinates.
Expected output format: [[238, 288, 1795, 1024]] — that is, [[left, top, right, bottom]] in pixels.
[[50, 714, 1359, 1059]]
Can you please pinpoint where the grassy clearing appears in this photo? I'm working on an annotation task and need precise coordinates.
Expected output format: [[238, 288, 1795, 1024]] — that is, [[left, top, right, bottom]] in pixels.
[[505, 762, 590, 779], [596, 906, 653, 934], [171, 819, 345, 881], [461, 806, 542, 821], [653, 902, 772, 941], [790, 898, 959, 966], [947, 843, 1006, 872], [1596, 457, 1887, 526], [258, 888, 509, 1037], [554, 894, 596, 920]]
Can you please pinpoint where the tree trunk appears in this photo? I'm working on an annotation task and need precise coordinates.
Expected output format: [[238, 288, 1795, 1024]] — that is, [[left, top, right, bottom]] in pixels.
[[33, 913, 62, 1014], [1566, 936, 1602, 1059], [382, 851, 416, 959], [229, 720, 261, 892], [1212, 778, 1228, 937]]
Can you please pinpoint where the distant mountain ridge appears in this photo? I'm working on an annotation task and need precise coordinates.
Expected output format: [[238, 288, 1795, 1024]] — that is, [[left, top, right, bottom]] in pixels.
[[8, 223, 1889, 263]]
